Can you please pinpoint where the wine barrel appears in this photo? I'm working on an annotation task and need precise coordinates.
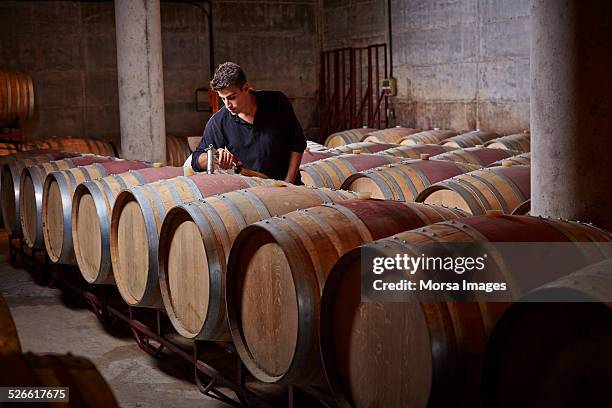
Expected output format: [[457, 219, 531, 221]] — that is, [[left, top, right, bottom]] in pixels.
[[441, 130, 500, 148], [0, 142, 17, 156], [323, 128, 375, 148], [166, 135, 192, 166], [19, 155, 118, 248], [300, 154, 403, 189], [431, 147, 518, 167], [488, 152, 531, 167], [0, 152, 84, 237], [226, 200, 467, 384], [362, 126, 420, 144], [42, 160, 151, 264], [482, 258, 612, 408], [306, 140, 328, 152], [328, 142, 398, 155], [0, 69, 34, 127], [416, 165, 530, 215], [377, 144, 456, 159], [0, 292, 20, 355], [111, 174, 274, 308], [341, 159, 480, 201], [0, 353, 119, 407], [511, 199, 530, 215], [320, 215, 612, 408], [484, 132, 530, 153], [158, 185, 356, 340], [24, 137, 118, 157], [400, 129, 459, 145], [300, 150, 338, 165], [72, 167, 185, 285]]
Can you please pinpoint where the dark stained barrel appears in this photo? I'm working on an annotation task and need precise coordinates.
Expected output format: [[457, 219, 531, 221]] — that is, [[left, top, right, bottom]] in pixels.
[[0, 69, 34, 127]]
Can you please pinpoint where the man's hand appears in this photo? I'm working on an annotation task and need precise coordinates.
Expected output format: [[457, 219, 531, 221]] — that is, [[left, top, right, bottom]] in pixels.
[[218, 148, 239, 169]]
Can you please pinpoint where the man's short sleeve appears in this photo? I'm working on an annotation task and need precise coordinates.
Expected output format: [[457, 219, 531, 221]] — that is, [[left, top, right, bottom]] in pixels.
[[191, 115, 226, 171]]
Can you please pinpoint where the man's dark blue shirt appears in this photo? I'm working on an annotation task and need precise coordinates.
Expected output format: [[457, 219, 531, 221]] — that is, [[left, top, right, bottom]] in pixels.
[[192, 90, 306, 182]]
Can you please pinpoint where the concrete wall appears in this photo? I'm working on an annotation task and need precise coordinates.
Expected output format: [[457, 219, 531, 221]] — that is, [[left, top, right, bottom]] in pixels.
[[0, 0, 319, 143], [321, 0, 530, 134]]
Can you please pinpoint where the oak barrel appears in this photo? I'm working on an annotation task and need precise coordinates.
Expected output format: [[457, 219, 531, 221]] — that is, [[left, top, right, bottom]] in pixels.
[[400, 129, 459, 145], [440, 130, 500, 148], [0, 142, 17, 156], [416, 165, 530, 215], [362, 126, 420, 144], [19, 155, 117, 249], [72, 167, 185, 285], [377, 144, 455, 159], [323, 128, 375, 148], [300, 150, 338, 165], [0, 292, 20, 355], [24, 137, 118, 157], [431, 147, 518, 166], [0, 69, 34, 127], [340, 159, 480, 201], [488, 152, 531, 167], [226, 200, 467, 384], [319, 216, 612, 407], [42, 160, 150, 264], [157, 185, 356, 340], [511, 199, 531, 215], [328, 141, 398, 155], [484, 132, 530, 153], [0, 353, 119, 407], [0, 152, 84, 237], [300, 154, 403, 189], [482, 258, 612, 408], [166, 135, 192, 166], [111, 174, 273, 308]]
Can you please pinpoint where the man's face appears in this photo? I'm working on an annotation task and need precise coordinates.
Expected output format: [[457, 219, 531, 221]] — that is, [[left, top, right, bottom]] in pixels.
[[217, 84, 250, 115]]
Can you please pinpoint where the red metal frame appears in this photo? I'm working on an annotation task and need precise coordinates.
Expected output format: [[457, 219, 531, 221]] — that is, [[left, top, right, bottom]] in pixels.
[[318, 44, 389, 141]]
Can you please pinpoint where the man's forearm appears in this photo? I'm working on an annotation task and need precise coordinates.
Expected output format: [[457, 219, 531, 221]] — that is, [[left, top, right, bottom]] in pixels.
[[285, 151, 303, 183]]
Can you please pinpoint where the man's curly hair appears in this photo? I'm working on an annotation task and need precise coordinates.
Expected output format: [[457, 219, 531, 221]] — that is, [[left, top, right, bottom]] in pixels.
[[210, 62, 247, 91]]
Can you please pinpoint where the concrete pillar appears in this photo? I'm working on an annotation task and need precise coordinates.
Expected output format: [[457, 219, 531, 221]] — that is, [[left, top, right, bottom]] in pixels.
[[114, 0, 166, 163], [531, 0, 612, 230]]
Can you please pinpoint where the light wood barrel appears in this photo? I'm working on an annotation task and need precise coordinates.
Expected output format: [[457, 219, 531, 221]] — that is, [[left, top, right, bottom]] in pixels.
[[300, 154, 403, 189], [320, 216, 612, 407], [0, 292, 21, 355], [24, 137, 118, 157], [328, 142, 398, 155], [341, 159, 481, 201], [431, 147, 518, 166], [416, 165, 530, 215], [300, 150, 338, 165], [0, 142, 18, 156], [0, 69, 34, 127], [42, 161, 150, 264], [73, 167, 185, 285], [306, 140, 328, 152], [0, 353, 119, 407], [226, 200, 467, 384], [482, 258, 612, 408], [377, 144, 456, 159], [484, 132, 530, 153], [324, 128, 375, 148], [166, 135, 192, 166], [0, 152, 83, 237], [488, 152, 531, 167], [19, 155, 117, 249], [400, 129, 459, 145], [158, 185, 356, 341], [362, 127, 420, 144], [111, 174, 273, 309], [441, 130, 500, 148]]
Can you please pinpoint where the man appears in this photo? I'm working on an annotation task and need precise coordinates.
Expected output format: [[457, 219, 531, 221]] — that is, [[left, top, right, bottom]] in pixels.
[[192, 62, 306, 184]]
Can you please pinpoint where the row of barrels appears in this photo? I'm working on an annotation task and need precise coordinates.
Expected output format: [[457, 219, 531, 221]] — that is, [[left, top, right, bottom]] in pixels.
[[323, 127, 530, 152], [0, 292, 118, 407]]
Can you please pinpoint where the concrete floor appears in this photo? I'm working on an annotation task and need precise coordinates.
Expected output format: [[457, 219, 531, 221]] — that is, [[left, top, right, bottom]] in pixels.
[[0, 231, 233, 408]]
